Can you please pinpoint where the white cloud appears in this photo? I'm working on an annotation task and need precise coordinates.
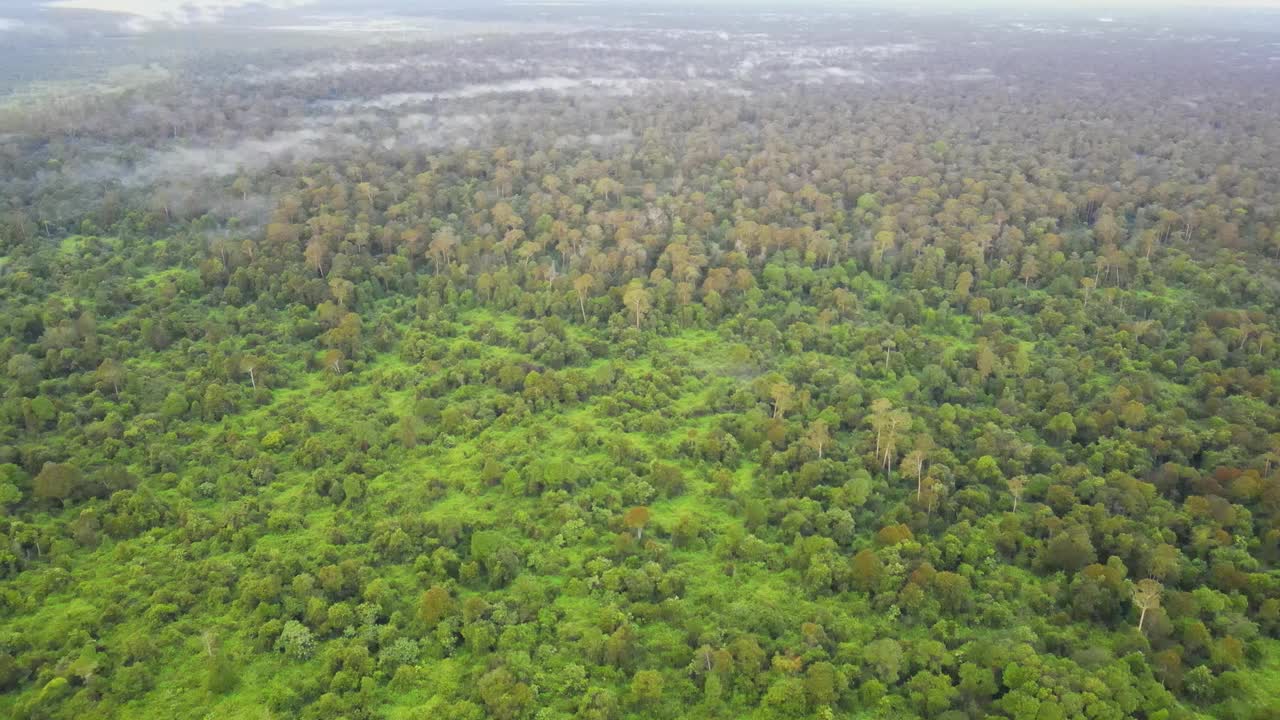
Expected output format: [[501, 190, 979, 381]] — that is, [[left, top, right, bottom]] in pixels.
[[249, 57, 445, 82], [950, 68, 998, 82], [45, 0, 313, 27], [861, 43, 925, 59], [792, 66, 874, 84], [332, 76, 654, 110], [132, 128, 342, 183]]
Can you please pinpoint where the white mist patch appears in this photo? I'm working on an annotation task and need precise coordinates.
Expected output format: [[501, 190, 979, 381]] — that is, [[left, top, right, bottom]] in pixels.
[[553, 130, 633, 149], [392, 113, 493, 149], [951, 68, 997, 82], [249, 57, 446, 82], [262, 15, 570, 36], [1009, 22, 1069, 35], [570, 40, 667, 52], [265, 18, 440, 33], [793, 67, 874, 85], [298, 112, 382, 129], [335, 76, 653, 110], [132, 129, 350, 183], [46, 0, 313, 27], [861, 43, 925, 59]]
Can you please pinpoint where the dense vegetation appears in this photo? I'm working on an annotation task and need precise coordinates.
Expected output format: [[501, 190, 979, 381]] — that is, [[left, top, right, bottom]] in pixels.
[[2, 7, 1280, 720]]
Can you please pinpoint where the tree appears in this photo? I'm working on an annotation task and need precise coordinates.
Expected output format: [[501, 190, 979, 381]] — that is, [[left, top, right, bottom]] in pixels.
[[907, 670, 958, 717], [877, 409, 911, 480], [274, 621, 315, 660], [34, 462, 80, 504], [919, 475, 947, 518], [428, 227, 459, 274], [477, 666, 533, 720], [954, 270, 973, 301], [904, 435, 932, 501], [1094, 212, 1122, 247], [1150, 543, 1181, 581], [805, 420, 831, 458], [322, 349, 345, 374], [1046, 412, 1076, 444], [851, 549, 883, 592], [762, 677, 808, 718], [324, 312, 362, 356], [624, 506, 651, 540], [863, 638, 903, 683], [958, 662, 996, 705], [976, 341, 997, 381], [304, 237, 329, 277], [805, 661, 840, 707], [770, 382, 795, 420], [6, 353, 39, 391], [328, 277, 354, 308], [1007, 476, 1027, 512], [398, 415, 418, 449], [881, 338, 896, 369], [1262, 433, 1280, 475], [1043, 525, 1096, 572], [630, 670, 663, 707], [623, 282, 651, 329], [203, 632, 238, 693], [1132, 579, 1163, 631], [240, 356, 262, 390], [419, 585, 453, 627], [95, 358, 124, 397], [0, 473, 22, 514], [1019, 254, 1040, 287], [869, 398, 893, 459], [574, 273, 594, 322]]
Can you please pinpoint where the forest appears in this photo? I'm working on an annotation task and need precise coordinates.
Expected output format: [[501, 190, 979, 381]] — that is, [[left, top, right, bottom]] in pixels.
[[1, 2, 1280, 719]]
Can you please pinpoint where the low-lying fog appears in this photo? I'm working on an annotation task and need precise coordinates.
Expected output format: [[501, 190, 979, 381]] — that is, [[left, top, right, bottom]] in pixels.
[[3, 2, 1278, 233]]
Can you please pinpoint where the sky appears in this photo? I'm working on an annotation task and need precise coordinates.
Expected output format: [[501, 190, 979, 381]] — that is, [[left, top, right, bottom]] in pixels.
[[1, 0, 1277, 34], [24, 0, 1280, 18]]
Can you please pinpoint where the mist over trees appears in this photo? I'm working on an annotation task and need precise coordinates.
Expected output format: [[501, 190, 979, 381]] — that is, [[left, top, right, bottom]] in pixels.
[[1, 4, 1280, 720]]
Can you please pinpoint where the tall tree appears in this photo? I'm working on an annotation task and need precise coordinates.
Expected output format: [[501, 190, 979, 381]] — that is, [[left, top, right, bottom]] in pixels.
[[624, 506, 651, 540], [574, 274, 594, 322], [771, 382, 795, 420], [1007, 476, 1027, 512], [623, 282, 651, 330], [805, 420, 831, 459], [1132, 579, 1163, 632]]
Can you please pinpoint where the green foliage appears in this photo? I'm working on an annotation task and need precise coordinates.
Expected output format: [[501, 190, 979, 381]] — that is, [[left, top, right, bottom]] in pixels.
[[2, 21, 1280, 720], [275, 620, 316, 660]]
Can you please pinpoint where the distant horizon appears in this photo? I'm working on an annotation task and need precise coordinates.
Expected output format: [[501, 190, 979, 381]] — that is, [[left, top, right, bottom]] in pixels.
[[25, 0, 1280, 17]]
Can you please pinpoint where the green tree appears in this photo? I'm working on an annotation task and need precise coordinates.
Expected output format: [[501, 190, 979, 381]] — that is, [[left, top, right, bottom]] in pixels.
[[274, 621, 315, 660], [630, 669, 663, 707], [33, 462, 80, 504], [6, 353, 40, 391], [1043, 525, 1097, 572], [864, 638, 903, 683], [623, 282, 651, 329], [1046, 412, 1077, 443], [419, 585, 453, 627]]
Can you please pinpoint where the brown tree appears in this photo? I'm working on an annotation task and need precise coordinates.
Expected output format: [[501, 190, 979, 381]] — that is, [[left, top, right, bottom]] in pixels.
[[623, 506, 651, 540]]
